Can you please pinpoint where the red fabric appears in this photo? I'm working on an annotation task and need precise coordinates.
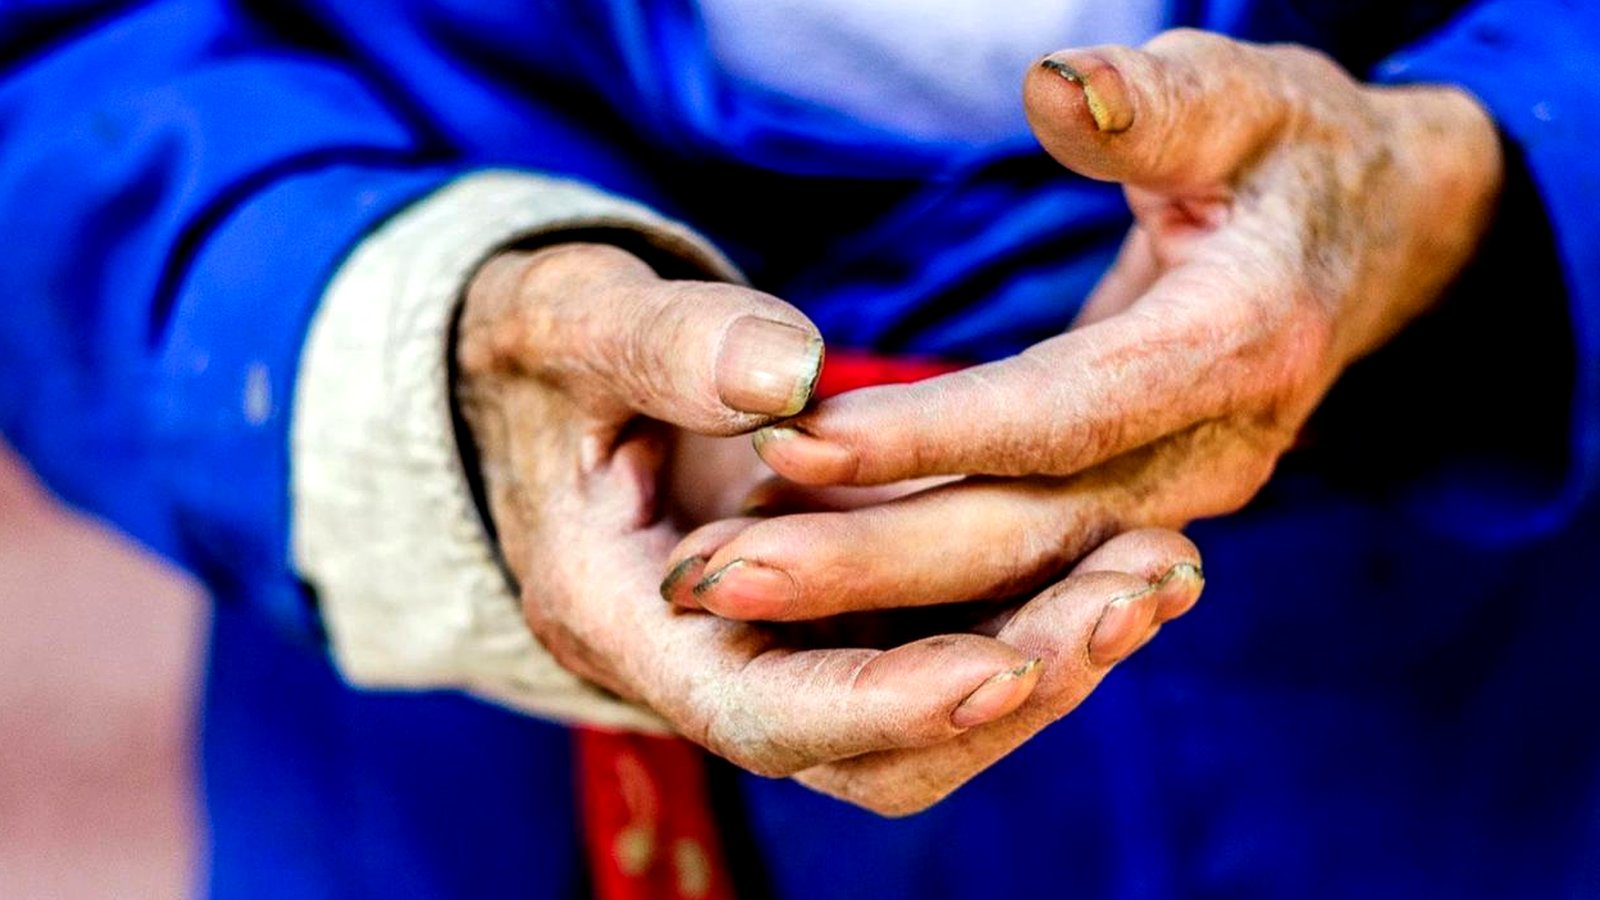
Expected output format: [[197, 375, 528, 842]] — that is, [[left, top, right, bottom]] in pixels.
[[814, 350, 965, 398], [575, 729, 735, 900], [574, 350, 963, 900]]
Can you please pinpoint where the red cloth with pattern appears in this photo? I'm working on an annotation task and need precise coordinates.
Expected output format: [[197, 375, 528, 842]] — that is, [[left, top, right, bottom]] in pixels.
[[574, 351, 962, 900]]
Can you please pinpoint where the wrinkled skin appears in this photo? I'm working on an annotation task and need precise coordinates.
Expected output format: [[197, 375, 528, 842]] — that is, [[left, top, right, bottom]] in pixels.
[[457, 244, 1201, 816], [676, 31, 1503, 629], [461, 28, 1502, 816]]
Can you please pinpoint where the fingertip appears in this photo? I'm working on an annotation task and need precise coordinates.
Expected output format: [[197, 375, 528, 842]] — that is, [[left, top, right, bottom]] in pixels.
[[692, 558, 798, 621], [1088, 586, 1160, 666], [1077, 528, 1202, 584], [1152, 560, 1205, 621], [1025, 48, 1140, 187], [998, 569, 1153, 673], [950, 657, 1044, 730], [859, 634, 1038, 724], [664, 517, 760, 608], [716, 316, 825, 418], [752, 426, 859, 485], [660, 555, 709, 609], [1033, 52, 1134, 134]]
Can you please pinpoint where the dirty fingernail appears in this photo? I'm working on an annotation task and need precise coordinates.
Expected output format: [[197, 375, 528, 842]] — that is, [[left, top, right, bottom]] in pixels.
[[952, 658, 1043, 730], [1153, 561, 1205, 620], [1090, 588, 1157, 666], [660, 556, 709, 607], [717, 317, 824, 417], [693, 559, 799, 620], [1040, 54, 1134, 133], [752, 426, 857, 481]]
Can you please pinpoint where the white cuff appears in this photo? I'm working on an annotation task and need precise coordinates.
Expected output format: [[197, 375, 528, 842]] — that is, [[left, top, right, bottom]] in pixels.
[[290, 170, 738, 731]]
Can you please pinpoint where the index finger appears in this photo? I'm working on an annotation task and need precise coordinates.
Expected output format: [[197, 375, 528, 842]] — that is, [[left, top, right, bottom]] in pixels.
[[755, 252, 1273, 487]]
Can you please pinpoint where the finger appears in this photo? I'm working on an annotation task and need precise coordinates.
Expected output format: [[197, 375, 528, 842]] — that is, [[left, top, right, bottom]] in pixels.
[[654, 628, 1044, 777], [708, 424, 1251, 621], [660, 517, 756, 610], [470, 244, 824, 434], [795, 531, 1201, 815], [560, 523, 1047, 778], [1075, 226, 1159, 327], [681, 478, 1112, 621], [1073, 526, 1204, 623], [1023, 30, 1300, 192], [753, 255, 1267, 487], [737, 474, 956, 516]]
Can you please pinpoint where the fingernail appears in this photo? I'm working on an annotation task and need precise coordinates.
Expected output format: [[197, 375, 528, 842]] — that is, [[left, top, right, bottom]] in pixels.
[[1040, 54, 1134, 133], [693, 559, 798, 619], [1153, 561, 1205, 619], [952, 658, 1043, 730], [717, 317, 824, 417], [1090, 588, 1156, 666], [660, 556, 708, 607], [752, 426, 857, 480]]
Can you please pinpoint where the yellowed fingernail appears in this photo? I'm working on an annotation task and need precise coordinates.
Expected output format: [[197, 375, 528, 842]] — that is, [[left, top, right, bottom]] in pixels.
[[717, 317, 824, 417], [750, 425, 795, 456], [1040, 54, 1135, 133], [951, 658, 1043, 729]]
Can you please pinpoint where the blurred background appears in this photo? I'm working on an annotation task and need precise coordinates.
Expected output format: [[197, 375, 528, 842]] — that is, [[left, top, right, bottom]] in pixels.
[[0, 442, 202, 898]]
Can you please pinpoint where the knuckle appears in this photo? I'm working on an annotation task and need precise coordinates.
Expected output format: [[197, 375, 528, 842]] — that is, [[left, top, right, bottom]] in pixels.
[[1265, 43, 1345, 83], [828, 769, 948, 818], [1145, 27, 1227, 57], [863, 792, 941, 819], [1211, 273, 1335, 415], [696, 690, 806, 778], [605, 290, 679, 400], [1211, 442, 1281, 515], [1240, 287, 1336, 419]]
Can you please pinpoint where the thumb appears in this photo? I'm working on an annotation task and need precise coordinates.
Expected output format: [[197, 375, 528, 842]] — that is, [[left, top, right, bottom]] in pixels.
[[622, 280, 825, 433], [1023, 29, 1300, 192], [469, 244, 824, 435]]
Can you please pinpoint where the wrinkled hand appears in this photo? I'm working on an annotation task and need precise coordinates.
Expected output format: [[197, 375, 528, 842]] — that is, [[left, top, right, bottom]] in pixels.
[[676, 31, 1501, 627], [457, 243, 1203, 814]]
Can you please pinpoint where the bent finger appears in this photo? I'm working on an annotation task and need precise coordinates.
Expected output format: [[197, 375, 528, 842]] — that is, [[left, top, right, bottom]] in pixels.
[[1023, 30, 1300, 192], [679, 478, 1112, 621], [754, 255, 1272, 487], [795, 534, 1201, 814], [676, 633, 1043, 777]]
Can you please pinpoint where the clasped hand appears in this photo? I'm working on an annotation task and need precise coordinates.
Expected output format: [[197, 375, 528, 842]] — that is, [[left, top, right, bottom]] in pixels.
[[458, 30, 1500, 816]]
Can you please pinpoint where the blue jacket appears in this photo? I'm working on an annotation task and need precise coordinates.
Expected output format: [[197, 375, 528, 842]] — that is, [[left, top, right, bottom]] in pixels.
[[3, 0, 1599, 896]]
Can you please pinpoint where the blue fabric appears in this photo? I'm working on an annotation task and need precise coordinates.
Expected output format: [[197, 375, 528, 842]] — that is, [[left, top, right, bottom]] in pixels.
[[2, 0, 1598, 896]]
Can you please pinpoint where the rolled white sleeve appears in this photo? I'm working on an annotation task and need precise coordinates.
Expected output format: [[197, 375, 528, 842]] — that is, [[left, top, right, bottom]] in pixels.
[[290, 170, 739, 731]]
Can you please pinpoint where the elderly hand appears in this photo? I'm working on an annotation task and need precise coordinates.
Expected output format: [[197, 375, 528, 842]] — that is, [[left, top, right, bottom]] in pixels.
[[457, 242, 1203, 815], [676, 30, 1502, 627]]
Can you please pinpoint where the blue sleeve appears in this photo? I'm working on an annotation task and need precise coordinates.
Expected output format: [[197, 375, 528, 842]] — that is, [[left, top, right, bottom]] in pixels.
[[1352, 0, 1600, 543], [0, 1, 460, 641]]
